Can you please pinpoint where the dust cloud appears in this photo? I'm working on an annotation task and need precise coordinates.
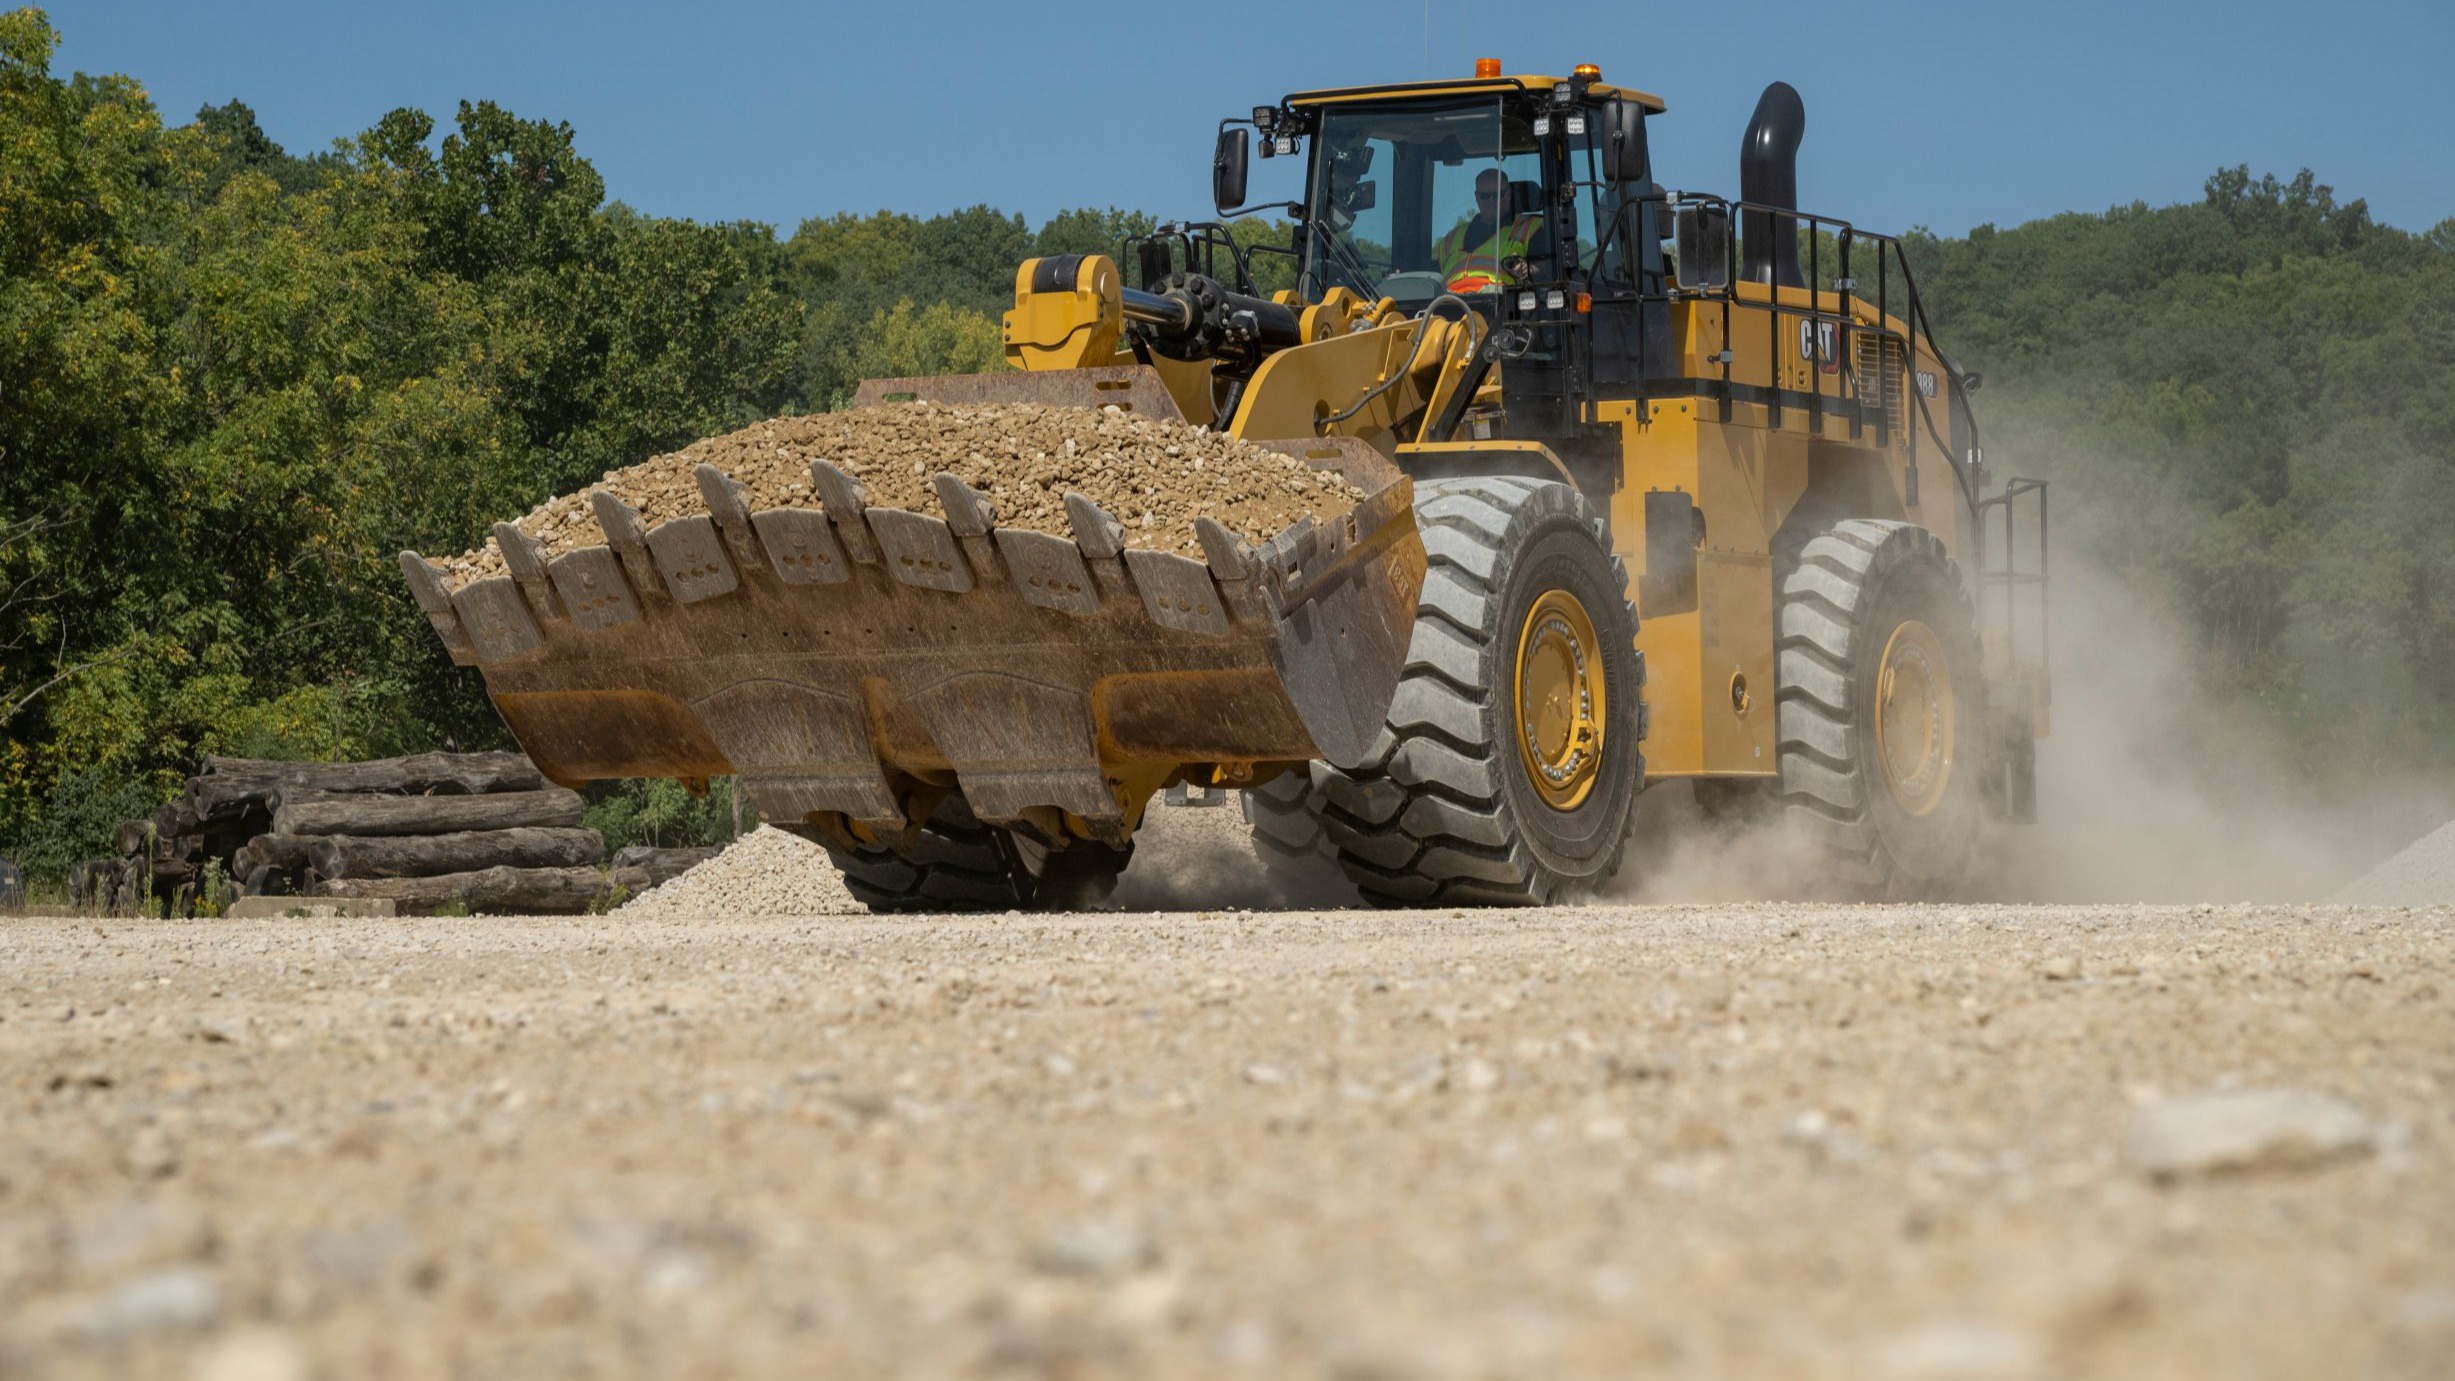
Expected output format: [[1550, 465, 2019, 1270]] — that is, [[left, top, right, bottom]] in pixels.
[[1974, 556, 2449, 902], [1609, 783, 1833, 904], [1117, 541, 2452, 908], [1610, 555, 2453, 905], [1108, 790, 1362, 912]]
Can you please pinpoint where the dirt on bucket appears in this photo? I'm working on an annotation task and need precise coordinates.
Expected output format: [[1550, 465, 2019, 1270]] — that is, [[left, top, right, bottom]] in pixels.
[[443, 402, 1364, 588]]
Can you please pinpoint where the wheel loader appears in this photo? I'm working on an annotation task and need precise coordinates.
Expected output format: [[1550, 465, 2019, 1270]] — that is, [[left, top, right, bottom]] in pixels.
[[402, 62, 2050, 908]]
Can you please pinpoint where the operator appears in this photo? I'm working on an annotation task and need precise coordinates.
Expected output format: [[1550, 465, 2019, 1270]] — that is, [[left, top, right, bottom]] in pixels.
[[1436, 168, 1544, 294]]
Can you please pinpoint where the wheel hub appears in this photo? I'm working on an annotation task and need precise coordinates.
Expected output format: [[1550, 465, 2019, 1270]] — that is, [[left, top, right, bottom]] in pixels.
[[1513, 589, 1605, 811], [1873, 618, 1955, 817]]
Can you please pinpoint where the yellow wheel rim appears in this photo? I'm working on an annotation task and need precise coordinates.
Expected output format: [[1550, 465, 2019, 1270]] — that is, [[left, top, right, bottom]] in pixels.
[[1513, 589, 1606, 811], [1872, 619, 1955, 818]]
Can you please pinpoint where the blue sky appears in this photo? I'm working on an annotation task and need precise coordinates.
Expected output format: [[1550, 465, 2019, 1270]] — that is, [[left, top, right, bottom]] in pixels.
[[54, 0, 2453, 238]]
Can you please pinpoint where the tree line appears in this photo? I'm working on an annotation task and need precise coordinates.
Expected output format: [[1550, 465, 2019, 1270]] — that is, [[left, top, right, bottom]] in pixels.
[[4, 6, 2450, 877], [1908, 169, 2455, 798]]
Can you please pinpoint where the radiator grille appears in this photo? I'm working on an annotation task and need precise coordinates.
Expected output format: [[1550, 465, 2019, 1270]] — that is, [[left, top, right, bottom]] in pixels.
[[1853, 331, 1908, 439]]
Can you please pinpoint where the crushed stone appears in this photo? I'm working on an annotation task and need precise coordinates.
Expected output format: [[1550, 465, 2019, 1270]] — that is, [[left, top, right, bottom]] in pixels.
[[613, 826, 860, 919], [445, 402, 1364, 586], [2122, 1088, 2377, 1180], [2334, 818, 2455, 905]]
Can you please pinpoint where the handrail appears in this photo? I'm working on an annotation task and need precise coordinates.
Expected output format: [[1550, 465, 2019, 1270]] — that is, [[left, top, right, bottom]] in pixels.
[[1582, 189, 1981, 519], [1977, 477, 2050, 660]]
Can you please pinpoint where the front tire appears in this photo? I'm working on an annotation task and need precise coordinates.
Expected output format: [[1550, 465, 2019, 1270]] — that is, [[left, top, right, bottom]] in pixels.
[[1238, 767, 1359, 901], [1774, 519, 1984, 896], [1315, 477, 1647, 906]]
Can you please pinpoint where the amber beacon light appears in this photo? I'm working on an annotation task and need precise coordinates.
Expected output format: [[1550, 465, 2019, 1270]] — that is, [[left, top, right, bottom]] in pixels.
[[1573, 63, 1602, 80], [1475, 57, 1502, 78]]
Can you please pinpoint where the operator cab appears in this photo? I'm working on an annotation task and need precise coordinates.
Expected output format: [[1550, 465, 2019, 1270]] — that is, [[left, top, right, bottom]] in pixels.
[[1256, 67, 1664, 316], [1223, 64, 1671, 433]]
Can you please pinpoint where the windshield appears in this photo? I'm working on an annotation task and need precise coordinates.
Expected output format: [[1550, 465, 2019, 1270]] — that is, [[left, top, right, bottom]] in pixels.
[[1301, 97, 1551, 306]]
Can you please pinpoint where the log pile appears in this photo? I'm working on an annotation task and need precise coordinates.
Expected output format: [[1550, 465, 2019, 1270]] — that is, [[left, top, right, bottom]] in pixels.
[[612, 844, 725, 886], [97, 753, 640, 916]]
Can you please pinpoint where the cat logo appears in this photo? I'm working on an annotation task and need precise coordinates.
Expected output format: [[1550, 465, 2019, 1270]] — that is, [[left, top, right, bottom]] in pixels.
[[1797, 319, 1841, 373], [1914, 371, 1939, 398]]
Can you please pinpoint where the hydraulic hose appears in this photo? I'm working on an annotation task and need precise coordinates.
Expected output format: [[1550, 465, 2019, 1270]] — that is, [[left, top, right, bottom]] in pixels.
[[1316, 295, 1474, 433]]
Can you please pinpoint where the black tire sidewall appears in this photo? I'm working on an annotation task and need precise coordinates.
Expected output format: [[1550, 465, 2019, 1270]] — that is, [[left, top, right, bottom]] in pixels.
[[1486, 515, 1644, 882], [1852, 551, 1982, 885]]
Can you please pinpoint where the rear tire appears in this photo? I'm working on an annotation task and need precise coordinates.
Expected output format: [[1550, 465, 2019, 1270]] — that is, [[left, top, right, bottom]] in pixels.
[[1774, 519, 1984, 897], [1315, 477, 1646, 906], [828, 797, 1130, 913]]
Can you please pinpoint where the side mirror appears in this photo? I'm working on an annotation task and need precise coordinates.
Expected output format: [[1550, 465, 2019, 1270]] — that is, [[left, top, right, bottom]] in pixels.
[[1601, 99, 1647, 183], [1213, 128, 1250, 215], [1673, 204, 1731, 291]]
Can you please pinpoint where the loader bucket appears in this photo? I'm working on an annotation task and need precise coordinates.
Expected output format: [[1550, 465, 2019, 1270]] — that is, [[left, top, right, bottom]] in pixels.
[[401, 440, 1424, 849]]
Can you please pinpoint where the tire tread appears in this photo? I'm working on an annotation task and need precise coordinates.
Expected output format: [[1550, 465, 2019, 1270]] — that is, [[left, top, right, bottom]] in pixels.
[[1313, 477, 1645, 907]]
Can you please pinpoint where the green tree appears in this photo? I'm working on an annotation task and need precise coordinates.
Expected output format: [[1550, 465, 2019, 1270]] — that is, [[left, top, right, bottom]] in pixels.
[[0, 8, 802, 872]]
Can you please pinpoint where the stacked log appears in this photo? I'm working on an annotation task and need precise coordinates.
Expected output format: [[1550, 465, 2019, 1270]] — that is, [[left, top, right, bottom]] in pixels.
[[104, 752, 625, 916], [612, 844, 724, 886], [190, 752, 541, 823], [315, 865, 646, 915], [273, 787, 582, 837], [301, 826, 603, 880]]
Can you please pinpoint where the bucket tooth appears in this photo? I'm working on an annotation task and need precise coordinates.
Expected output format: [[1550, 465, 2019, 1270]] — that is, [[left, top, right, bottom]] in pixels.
[[644, 515, 740, 603], [1124, 549, 1231, 636], [995, 528, 1099, 615], [398, 552, 477, 663], [931, 472, 1006, 585], [1194, 517, 1267, 625], [809, 461, 881, 563], [752, 508, 851, 586], [548, 546, 641, 631], [1254, 514, 1322, 606], [590, 491, 668, 600], [494, 522, 566, 623], [1063, 492, 1134, 603], [1192, 518, 1249, 579], [866, 508, 973, 594], [931, 473, 998, 536], [1064, 492, 1125, 558], [694, 464, 767, 574], [450, 576, 543, 662]]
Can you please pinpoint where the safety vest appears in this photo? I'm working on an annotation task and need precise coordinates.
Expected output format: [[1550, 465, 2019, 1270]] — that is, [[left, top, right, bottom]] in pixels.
[[1436, 213, 1543, 294]]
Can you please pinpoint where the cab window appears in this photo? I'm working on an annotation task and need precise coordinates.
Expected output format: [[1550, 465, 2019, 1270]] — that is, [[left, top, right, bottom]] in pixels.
[[1303, 98, 1555, 308]]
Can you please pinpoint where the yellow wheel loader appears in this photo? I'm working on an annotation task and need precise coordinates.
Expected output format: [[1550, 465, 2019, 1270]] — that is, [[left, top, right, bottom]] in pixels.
[[403, 63, 2049, 908]]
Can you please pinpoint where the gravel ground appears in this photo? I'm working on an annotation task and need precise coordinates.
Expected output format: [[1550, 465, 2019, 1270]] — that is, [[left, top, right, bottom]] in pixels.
[[444, 402, 1363, 586], [3, 897, 2449, 1380]]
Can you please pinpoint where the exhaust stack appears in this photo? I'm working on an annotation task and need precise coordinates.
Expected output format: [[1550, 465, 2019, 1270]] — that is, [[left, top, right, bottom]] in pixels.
[[1739, 82, 1806, 288]]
